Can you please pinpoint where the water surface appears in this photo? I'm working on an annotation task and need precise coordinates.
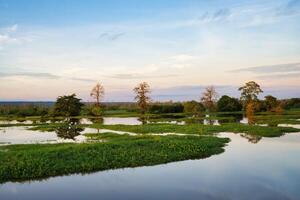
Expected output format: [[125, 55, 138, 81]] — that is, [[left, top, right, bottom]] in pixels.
[[1, 131, 300, 200]]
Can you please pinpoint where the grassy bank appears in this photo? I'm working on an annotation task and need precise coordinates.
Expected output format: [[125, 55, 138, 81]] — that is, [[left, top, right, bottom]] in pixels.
[[0, 133, 229, 183], [90, 123, 300, 137]]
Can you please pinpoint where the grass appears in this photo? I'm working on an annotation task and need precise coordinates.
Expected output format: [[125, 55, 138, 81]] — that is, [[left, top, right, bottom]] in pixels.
[[255, 118, 300, 125], [253, 111, 300, 125], [0, 133, 229, 183], [90, 123, 300, 137]]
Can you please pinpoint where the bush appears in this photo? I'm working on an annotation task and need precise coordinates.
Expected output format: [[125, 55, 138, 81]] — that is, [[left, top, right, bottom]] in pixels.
[[0, 104, 50, 117], [148, 102, 184, 114], [183, 101, 205, 115], [281, 98, 300, 110]]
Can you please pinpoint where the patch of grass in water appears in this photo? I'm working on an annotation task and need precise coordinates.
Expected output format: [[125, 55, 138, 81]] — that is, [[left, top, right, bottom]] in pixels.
[[90, 123, 299, 137], [0, 134, 229, 183]]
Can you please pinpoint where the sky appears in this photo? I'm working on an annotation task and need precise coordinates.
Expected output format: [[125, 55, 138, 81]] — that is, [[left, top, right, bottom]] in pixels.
[[0, 0, 299, 102]]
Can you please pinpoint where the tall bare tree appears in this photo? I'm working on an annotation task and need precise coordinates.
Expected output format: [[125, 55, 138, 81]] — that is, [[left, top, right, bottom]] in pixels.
[[90, 83, 105, 107], [134, 82, 151, 115], [201, 86, 218, 112]]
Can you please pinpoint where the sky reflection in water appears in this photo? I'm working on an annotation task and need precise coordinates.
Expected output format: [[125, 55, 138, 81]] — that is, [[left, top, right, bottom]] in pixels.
[[1, 132, 300, 200]]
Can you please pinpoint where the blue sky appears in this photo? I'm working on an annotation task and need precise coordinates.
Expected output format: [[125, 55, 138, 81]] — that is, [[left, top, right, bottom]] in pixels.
[[0, 0, 299, 101]]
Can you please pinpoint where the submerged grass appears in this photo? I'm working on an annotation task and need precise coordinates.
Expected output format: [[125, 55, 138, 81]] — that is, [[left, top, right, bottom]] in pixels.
[[0, 133, 229, 183]]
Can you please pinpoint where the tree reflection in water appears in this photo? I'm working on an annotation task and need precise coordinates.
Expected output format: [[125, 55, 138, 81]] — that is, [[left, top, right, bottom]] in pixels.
[[55, 118, 84, 140], [240, 133, 262, 143], [90, 117, 104, 124], [267, 121, 279, 127], [138, 115, 147, 125], [90, 117, 104, 133]]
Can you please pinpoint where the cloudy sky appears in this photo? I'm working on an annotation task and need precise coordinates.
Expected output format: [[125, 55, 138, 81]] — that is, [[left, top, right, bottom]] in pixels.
[[0, 0, 299, 101]]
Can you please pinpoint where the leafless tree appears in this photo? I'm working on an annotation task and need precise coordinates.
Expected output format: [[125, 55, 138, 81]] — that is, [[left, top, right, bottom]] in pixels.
[[134, 82, 151, 115], [201, 86, 218, 112], [90, 83, 105, 107]]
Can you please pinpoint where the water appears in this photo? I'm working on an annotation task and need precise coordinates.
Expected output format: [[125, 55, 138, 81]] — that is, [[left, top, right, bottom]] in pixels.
[[0, 120, 34, 125], [1, 131, 300, 200], [0, 126, 90, 145], [0, 116, 254, 126], [1, 116, 300, 145], [0, 126, 139, 145], [0, 117, 146, 145], [0, 126, 58, 145], [103, 117, 142, 125], [0, 117, 142, 125]]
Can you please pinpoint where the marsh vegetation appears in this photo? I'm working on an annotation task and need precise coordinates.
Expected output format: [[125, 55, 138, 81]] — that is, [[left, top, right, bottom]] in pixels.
[[0, 81, 300, 183]]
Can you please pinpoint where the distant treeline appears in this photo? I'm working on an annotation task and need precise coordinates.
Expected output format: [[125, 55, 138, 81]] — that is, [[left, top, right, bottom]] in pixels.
[[0, 97, 299, 117]]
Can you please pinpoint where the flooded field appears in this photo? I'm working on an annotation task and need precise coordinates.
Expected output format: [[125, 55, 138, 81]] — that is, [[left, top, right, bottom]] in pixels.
[[1, 116, 299, 145], [1, 114, 300, 200]]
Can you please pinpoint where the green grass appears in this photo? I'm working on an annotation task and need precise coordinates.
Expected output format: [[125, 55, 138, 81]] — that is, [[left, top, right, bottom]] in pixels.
[[0, 133, 229, 183], [253, 111, 300, 125], [255, 118, 300, 125], [90, 123, 299, 137]]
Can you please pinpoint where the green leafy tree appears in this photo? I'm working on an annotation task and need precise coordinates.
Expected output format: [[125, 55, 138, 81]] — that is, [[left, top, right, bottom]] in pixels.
[[183, 101, 205, 116], [134, 82, 151, 115], [217, 95, 242, 112], [239, 81, 263, 108], [53, 94, 84, 117], [264, 95, 279, 111], [281, 98, 300, 109]]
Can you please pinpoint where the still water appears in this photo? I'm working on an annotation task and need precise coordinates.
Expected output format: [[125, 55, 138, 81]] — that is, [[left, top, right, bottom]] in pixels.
[[1, 131, 300, 200], [0, 117, 142, 145], [0, 126, 137, 145], [0, 117, 143, 125]]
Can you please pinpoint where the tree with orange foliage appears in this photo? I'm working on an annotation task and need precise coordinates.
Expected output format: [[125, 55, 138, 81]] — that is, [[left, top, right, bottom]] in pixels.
[[246, 101, 255, 125], [239, 81, 263, 125]]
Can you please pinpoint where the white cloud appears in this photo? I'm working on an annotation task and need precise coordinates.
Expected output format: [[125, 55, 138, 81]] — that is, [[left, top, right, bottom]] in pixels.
[[0, 24, 21, 49], [4, 24, 18, 33], [0, 34, 18, 45]]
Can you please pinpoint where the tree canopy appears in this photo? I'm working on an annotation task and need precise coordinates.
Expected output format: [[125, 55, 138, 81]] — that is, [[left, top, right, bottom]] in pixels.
[[239, 81, 263, 106], [53, 94, 83, 117], [217, 95, 242, 112]]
